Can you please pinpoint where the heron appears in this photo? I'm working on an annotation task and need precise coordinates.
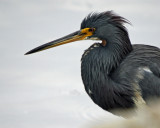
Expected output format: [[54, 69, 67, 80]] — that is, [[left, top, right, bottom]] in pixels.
[[25, 11, 160, 116]]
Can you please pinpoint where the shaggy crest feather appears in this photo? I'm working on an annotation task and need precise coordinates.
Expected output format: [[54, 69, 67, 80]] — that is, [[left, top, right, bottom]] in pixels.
[[81, 11, 130, 30]]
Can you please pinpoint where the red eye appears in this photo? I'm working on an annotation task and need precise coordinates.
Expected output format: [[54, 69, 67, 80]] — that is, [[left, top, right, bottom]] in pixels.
[[88, 28, 95, 32]]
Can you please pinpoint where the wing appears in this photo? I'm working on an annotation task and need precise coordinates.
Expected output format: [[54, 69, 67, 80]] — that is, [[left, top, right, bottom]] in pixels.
[[112, 44, 160, 103]]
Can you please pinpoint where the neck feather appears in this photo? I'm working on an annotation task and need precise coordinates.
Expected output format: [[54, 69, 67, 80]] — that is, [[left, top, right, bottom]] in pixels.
[[81, 33, 133, 110]]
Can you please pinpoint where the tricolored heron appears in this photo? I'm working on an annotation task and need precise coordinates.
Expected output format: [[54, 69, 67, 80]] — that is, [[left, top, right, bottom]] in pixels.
[[25, 11, 160, 116]]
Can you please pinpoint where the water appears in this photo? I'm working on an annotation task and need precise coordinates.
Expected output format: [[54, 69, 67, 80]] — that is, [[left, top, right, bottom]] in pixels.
[[0, 0, 160, 128], [0, 83, 118, 128]]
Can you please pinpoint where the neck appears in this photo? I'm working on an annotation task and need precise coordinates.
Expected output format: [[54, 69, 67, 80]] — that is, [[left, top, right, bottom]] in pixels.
[[102, 32, 132, 74], [81, 32, 134, 111]]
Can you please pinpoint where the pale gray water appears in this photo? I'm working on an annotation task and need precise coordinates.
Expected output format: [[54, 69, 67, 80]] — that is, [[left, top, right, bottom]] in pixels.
[[0, 0, 160, 128]]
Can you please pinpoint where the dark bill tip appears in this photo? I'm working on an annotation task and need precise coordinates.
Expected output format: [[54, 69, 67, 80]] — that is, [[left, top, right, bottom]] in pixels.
[[25, 50, 33, 55], [24, 43, 50, 55], [25, 51, 33, 55], [25, 46, 42, 55]]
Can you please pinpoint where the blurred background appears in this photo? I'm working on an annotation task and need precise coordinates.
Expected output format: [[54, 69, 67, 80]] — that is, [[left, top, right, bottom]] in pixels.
[[0, 0, 160, 128]]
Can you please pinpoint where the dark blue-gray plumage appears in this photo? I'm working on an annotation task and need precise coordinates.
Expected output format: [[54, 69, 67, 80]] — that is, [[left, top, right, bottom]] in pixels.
[[25, 11, 160, 117]]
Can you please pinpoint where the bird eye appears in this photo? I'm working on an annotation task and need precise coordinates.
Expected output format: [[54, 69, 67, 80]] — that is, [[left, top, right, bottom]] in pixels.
[[88, 28, 95, 32]]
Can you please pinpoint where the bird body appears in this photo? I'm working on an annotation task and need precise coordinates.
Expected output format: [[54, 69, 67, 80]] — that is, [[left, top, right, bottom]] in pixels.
[[25, 11, 160, 116], [81, 43, 160, 112]]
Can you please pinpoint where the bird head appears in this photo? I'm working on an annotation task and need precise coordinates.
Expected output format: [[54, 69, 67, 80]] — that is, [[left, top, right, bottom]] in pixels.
[[25, 11, 129, 55]]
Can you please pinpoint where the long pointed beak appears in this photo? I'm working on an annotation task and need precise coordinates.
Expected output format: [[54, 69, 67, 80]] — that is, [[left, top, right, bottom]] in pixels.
[[25, 28, 95, 55]]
